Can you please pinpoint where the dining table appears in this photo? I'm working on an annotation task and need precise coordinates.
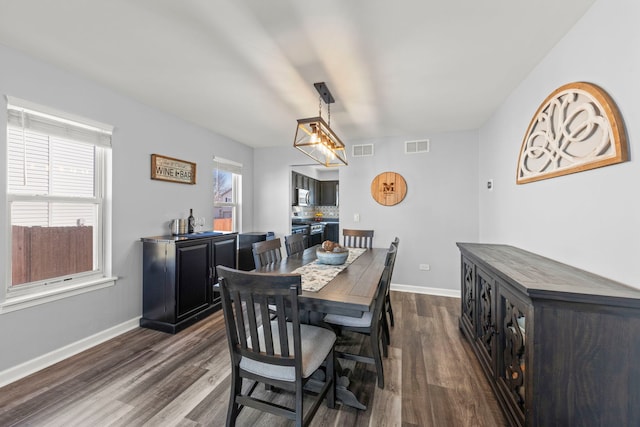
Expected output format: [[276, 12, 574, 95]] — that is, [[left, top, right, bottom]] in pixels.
[[255, 245, 388, 410]]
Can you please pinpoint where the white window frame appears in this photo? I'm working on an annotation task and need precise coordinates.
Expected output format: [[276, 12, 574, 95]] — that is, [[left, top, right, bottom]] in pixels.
[[1, 96, 116, 314], [213, 157, 242, 233]]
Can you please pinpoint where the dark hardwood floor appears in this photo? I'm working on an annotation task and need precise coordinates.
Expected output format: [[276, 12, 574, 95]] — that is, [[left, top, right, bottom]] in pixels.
[[0, 293, 507, 426]]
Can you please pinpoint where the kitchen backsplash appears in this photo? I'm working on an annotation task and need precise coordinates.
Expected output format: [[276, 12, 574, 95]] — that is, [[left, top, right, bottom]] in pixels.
[[292, 206, 339, 219]]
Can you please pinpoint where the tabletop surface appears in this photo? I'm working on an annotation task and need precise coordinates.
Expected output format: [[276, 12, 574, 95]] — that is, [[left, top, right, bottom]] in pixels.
[[256, 246, 388, 317]]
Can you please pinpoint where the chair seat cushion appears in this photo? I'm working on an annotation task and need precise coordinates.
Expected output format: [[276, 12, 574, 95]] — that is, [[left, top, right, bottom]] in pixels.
[[324, 311, 372, 328], [241, 321, 336, 382]]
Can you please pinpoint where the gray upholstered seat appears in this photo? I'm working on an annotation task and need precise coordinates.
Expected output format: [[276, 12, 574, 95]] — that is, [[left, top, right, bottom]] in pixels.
[[324, 311, 372, 328], [242, 321, 336, 381]]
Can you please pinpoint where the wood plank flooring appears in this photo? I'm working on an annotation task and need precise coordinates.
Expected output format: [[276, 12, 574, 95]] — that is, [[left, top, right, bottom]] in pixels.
[[0, 293, 508, 426]]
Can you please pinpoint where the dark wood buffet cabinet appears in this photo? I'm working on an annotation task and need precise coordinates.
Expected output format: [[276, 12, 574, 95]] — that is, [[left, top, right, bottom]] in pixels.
[[141, 232, 237, 333], [457, 243, 640, 427]]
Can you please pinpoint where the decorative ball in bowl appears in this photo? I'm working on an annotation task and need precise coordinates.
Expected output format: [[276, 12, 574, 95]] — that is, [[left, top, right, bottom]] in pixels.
[[316, 246, 349, 265], [316, 240, 349, 265]]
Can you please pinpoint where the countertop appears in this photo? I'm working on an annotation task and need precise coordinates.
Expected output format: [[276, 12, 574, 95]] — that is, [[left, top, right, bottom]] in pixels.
[[292, 218, 339, 225], [141, 231, 237, 243]]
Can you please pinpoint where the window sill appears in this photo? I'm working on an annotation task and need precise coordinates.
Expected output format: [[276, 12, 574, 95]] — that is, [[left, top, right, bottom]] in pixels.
[[0, 276, 118, 314]]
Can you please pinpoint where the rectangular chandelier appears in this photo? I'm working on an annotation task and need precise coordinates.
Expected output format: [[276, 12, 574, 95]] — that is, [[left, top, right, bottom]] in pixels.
[[294, 116, 348, 167], [293, 82, 348, 167]]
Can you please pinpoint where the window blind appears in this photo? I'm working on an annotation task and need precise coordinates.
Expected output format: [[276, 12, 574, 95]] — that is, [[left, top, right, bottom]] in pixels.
[[213, 156, 242, 175], [6, 96, 113, 147]]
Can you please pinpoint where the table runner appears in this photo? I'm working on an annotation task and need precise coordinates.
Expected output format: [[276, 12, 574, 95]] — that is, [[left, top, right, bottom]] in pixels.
[[294, 248, 367, 292]]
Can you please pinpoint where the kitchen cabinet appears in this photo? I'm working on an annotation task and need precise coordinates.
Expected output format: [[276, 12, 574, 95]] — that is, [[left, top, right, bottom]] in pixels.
[[140, 232, 237, 333], [457, 243, 640, 427], [292, 171, 338, 206], [324, 222, 339, 242], [319, 180, 338, 206], [292, 171, 319, 206]]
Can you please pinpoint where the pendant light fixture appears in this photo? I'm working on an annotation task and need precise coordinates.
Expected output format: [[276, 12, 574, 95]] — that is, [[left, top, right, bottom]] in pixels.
[[293, 82, 348, 167]]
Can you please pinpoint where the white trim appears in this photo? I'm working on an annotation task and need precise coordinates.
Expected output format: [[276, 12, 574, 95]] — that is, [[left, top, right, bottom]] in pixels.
[[6, 95, 114, 133], [1, 277, 117, 314], [0, 317, 140, 388], [391, 282, 461, 298]]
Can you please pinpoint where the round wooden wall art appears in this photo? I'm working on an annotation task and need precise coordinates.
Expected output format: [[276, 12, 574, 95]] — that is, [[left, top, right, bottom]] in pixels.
[[370, 172, 407, 206]]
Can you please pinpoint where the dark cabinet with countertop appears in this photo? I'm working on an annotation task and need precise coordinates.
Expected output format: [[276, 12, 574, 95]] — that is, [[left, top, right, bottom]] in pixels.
[[141, 232, 237, 333], [457, 243, 640, 427]]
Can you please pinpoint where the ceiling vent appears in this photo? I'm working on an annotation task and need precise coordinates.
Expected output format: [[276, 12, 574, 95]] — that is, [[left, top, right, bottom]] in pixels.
[[352, 144, 374, 157], [405, 139, 430, 154]]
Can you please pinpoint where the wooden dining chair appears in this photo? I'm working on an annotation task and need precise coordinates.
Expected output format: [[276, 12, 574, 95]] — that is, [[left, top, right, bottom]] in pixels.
[[252, 238, 283, 269], [386, 237, 400, 328], [285, 233, 307, 256], [323, 245, 395, 389], [217, 266, 336, 427], [342, 229, 374, 249]]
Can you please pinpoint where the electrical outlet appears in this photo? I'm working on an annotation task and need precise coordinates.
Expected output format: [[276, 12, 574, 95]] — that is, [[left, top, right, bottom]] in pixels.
[[487, 179, 494, 191], [419, 264, 430, 271]]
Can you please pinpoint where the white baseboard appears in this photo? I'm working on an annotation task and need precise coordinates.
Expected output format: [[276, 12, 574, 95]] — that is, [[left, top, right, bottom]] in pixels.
[[0, 317, 140, 388], [391, 283, 461, 298]]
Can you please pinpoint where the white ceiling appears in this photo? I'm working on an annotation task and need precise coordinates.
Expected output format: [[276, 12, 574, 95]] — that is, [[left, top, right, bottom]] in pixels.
[[0, 0, 595, 148]]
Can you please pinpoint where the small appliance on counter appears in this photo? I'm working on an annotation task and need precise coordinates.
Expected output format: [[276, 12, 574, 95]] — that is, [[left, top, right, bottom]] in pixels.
[[170, 218, 187, 235]]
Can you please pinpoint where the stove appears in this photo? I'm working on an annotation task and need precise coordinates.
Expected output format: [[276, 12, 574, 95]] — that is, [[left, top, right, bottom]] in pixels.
[[310, 223, 324, 234], [308, 223, 324, 246]]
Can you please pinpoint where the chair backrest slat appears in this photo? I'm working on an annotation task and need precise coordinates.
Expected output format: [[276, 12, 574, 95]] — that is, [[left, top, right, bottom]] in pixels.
[[259, 298, 274, 355], [245, 294, 260, 353], [232, 290, 247, 348], [374, 268, 391, 322], [389, 237, 399, 281], [343, 229, 374, 249]]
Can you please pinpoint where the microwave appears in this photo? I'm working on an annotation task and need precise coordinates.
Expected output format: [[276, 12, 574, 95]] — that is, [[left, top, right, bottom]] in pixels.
[[297, 188, 310, 206]]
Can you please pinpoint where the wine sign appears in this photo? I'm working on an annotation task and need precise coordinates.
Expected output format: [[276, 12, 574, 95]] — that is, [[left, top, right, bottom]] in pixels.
[[370, 171, 407, 206], [151, 154, 196, 185]]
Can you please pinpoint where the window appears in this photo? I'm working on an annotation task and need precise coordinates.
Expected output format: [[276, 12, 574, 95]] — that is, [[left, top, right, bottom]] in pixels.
[[4, 97, 113, 310], [213, 157, 242, 232]]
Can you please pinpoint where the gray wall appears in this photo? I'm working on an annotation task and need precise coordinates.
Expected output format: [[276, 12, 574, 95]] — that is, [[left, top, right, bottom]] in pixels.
[[0, 44, 254, 373], [254, 131, 479, 293], [478, 0, 640, 288]]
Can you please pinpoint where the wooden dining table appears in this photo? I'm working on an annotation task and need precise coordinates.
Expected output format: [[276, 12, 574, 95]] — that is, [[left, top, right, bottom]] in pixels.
[[255, 245, 388, 409], [256, 245, 387, 315]]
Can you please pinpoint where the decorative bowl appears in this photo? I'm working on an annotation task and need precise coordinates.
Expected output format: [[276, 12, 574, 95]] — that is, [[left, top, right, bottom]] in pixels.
[[316, 247, 349, 265]]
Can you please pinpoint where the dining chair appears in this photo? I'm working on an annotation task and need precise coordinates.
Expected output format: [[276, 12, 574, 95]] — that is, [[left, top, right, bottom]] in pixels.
[[342, 229, 374, 249], [386, 237, 400, 328], [252, 238, 283, 269], [217, 265, 336, 427], [323, 245, 395, 389], [285, 233, 307, 256]]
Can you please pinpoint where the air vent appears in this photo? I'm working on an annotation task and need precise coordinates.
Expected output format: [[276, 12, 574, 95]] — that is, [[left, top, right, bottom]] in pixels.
[[352, 144, 374, 157], [405, 139, 429, 154]]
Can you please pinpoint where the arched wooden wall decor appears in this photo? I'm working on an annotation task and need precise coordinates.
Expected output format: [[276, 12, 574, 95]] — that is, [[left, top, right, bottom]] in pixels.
[[516, 82, 628, 184], [371, 172, 407, 206]]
